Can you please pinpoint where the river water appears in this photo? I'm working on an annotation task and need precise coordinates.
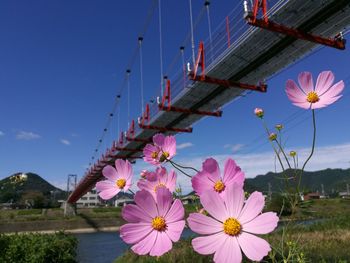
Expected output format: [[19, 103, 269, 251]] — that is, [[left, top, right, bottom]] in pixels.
[[75, 228, 194, 263]]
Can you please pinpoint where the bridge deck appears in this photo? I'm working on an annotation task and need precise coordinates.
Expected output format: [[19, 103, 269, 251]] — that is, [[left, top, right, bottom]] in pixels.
[[68, 0, 350, 203]]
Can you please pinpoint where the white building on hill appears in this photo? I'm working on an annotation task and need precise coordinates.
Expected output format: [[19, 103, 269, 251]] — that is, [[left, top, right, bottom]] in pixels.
[[76, 189, 101, 208]]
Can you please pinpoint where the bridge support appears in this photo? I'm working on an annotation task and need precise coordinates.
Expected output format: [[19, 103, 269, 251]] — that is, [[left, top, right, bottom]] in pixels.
[[245, 0, 346, 50], [63, 201, 76, 217]]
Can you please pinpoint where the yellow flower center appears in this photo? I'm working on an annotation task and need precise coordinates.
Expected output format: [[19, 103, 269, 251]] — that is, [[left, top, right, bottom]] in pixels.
[[159, 151, 170, 162], [151, 151, 159, 159], [223, 218, 241, 236], [154, 183, 166, 193], [306, 91, 320, 103], [152, 216, 166, 231], [214, 180, 225, 193], [116, 178, 126, 189]]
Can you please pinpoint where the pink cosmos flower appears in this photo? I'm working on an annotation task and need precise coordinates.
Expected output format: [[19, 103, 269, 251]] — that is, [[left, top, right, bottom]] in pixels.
[[95, 159, 133, 200], [137, 168, 176, 199], [191, 158, 245, 197], [143, 133, 176, 165], [188, 184, 279, 263], [286, 71, 344, 109], [120, 188, 185, 256]]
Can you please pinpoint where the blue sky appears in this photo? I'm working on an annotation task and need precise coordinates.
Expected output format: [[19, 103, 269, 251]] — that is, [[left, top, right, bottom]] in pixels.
[[1, 0, 349, 191]]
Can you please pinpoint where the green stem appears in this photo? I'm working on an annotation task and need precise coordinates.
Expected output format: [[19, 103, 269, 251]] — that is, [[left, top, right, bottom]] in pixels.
[[169, 159, 200, 173], [169, 161, 193, 178], [275, 139, 292, 169]]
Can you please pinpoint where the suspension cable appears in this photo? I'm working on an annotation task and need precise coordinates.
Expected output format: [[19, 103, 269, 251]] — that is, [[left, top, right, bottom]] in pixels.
[[158, 0, 164, 96], [180, 46, 186, 89], [138, 37, 145, 113], [205, 1, 213, 63], [189, 0, 196, 67], [126, 69, 131, 128]]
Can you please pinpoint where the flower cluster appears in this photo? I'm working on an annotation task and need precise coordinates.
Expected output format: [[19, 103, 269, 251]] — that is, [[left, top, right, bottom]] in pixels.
[[95, 133, 279, 262]]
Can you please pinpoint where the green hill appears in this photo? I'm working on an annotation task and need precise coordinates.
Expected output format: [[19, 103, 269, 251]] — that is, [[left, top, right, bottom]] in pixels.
[[0, 172, 65, 206], [245, 168, 350, 194]]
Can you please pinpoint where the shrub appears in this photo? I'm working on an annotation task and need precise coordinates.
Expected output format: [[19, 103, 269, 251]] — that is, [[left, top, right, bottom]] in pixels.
[[0, 231, 77, 263]]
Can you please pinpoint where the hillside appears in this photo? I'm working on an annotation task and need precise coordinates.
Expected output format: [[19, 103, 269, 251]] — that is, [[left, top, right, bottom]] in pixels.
[[245, 168, 350, 194], [0, 172, 65, 205]]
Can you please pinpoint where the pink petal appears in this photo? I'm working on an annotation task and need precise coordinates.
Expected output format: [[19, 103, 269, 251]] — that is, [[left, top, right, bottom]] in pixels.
[[320, 80, 344, 98], [223, 159, 245, 187], [131, 230, 157, 255], [149, 231, 173, 257], [237, 232, 271, 261], [202, 158, 221, 181], [312, 95, 342, 109], [315, 71, 335, 95], [115, 159, 132, 180], [102, 165, 118, 181], [200, 189, 228, 222], [98, 187, 119, 200], [292, 101, 311, 109], [285, 79, 307, 102], [298, 71, 314, 93], [163, 136, 176, 157], [213, 236, 242, 263], [166, 220, 185, 242], [187, 213, 223, 235], [153, 133, 165, 146], [134, 190, 158, 218], [120, 222, 153, 244], [191, 232, 226, 255], [224, 184, 245, 218], [165, 170, 176, 192], [96, 180, 114, 192], [243, 212, 279, 234], [238, 191, 265, 224], [156, 187, 172, 217], [191, 171, 215, 195], [165, 199, 184, 223], [122, 204, 152, 223]]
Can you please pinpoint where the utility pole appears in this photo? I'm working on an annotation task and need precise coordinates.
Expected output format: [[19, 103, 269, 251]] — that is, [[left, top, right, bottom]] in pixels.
[[321, 184, 325, 197], [268, 182, 272, 201]]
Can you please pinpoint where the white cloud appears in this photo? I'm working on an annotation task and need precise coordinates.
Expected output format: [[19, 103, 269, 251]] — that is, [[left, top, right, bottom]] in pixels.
[[0, 131, 4, 136], [177, 142, 194, 150], [16, 131, 41, 140], [60, 139, 71, 145], [224, 143, 245, 152]]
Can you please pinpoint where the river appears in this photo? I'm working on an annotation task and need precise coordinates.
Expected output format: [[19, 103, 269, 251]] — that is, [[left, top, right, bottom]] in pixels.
[[75, 228, 194, 263]]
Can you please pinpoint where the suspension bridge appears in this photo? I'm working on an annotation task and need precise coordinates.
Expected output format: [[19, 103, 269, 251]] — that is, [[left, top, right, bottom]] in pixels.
[[67, 0, 350, 203]]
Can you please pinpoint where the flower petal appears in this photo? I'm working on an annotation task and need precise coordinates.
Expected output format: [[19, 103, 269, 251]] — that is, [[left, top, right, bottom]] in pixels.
[[285, 79, 307, 102], [102, 165, 118, 181], [191, 170, 215, 195], [165, 199, 184, 223], [153, 133, 165, 146], [149, 231, 173, 257], [156, 187, 172, 217], [224, 184, 245, 218], [134, 190, 158, 218], [223, 158, 245, 187], [96, 180, 114, 192], [98, 187, 119, 200], [187, 213, 223, 235], [298, 71, 314, 93], [115, 159, 132, 180], [120, 222, 153, 244], [213, 236, 242, 263], [200, 190, 228, 222], [163, 136, 176, 157], [237, 232, 271, 261], [202, 158, 221, 181], [165, 170, 176, 193], [131, 229, 157, 255], [122, 204, 152, 223], [292, 101, 311, 109], [166, 220, 185, 242], [243, 212, 279, 234], [315, 71, 334, 95], [312, 95, 342, 109], [238, 191, 265, 224], [191, 232, 226, 255], [320, 80, 344, 98]]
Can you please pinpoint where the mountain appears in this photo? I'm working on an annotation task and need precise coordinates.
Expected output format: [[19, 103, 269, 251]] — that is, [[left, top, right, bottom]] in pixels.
[[245, 168, 350, 194], [0, 172, 65, 205]]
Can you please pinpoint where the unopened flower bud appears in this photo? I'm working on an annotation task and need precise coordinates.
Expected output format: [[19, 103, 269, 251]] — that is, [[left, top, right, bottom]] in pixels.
[[140, 170, 148, 179], [254, 108, 264, 118], [268, 133, 277, 141], [289, 151, 297, 157], [275, 124, 283, 131]]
